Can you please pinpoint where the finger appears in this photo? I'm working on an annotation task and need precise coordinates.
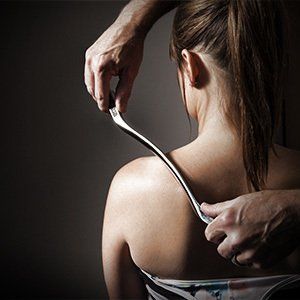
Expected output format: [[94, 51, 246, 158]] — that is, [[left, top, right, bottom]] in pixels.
[[217, 236, 239, 260], [84, 58, 95, 99], [236, 248, 256, 266], [115, 67, 135, 113], [204, 209, 235, 242], [200, 200, 233, 218], [91, 55, 114, 112], [205, 220, 226, 244], [94, 67, 112, 113]]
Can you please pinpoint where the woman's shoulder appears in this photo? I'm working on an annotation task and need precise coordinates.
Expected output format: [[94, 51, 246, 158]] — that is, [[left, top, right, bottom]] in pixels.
[[107, 155, 196, 243], [109, 154, 191, 214], [107, 154, 201, 271], [114, 155, 167, 179], [111, 154, 187, 196], [110, 155, 178, 196]]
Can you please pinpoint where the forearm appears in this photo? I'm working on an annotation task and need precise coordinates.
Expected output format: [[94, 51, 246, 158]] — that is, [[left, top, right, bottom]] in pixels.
[[114, 0, 180, 37]]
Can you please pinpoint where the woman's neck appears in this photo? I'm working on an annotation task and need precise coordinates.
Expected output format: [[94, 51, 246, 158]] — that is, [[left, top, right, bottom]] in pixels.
[[194, 97, 238, 144], [181, 73, 243, 167], [171, 117, 247, 202]]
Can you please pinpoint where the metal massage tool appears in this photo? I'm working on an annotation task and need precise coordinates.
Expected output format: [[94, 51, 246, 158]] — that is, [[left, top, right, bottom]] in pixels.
[[108, 89, 213, 225]]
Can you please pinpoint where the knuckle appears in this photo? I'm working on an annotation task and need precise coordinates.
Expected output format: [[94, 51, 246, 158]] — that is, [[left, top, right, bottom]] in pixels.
[[89, 56, 104, 73], [231, 235, 241, 247], [85, 50, 92, 64], [221, 208, 236, 226], [96, 56, 110, 72], [230, 234, 243, 251]]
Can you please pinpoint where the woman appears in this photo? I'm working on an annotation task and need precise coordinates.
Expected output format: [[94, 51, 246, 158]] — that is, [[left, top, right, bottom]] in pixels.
[[101, 0, 300, 299]]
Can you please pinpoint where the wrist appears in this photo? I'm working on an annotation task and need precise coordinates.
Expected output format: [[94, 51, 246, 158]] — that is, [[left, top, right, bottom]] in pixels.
[[114, 11, 148, 40], [115, 0, 179, 39]]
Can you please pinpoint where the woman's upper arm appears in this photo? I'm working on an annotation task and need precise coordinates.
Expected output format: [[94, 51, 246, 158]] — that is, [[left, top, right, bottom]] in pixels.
[[102, 163, 148, 299]]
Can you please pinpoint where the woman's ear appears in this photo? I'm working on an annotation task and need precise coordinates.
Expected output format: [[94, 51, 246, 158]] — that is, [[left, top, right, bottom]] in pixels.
[[181, 49, 201, 86]]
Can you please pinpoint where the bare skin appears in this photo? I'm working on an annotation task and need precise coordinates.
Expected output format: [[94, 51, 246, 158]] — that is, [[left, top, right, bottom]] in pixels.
[[202, 189, 300, 269], [103, 143, 300, 298], [102, 48, 300, 298], [84, 0, 178, 112], [86, 0, 300, 298]]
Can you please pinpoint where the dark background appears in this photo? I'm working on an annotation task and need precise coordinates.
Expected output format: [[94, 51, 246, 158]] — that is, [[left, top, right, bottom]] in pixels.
[[1, 1, 299, 299]]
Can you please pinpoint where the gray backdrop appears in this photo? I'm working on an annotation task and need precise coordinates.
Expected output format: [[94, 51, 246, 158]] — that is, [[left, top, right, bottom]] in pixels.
[[1, 1, 299, 299]]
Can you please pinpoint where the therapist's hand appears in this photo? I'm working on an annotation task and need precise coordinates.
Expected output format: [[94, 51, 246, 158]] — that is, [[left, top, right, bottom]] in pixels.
[[84, 21, 144, 113], [201, 190, 300, 269], [84, 0, 179, 113]]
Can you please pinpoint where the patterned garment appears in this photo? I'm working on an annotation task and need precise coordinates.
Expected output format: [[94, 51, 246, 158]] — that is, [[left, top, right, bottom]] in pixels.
[[138, 267, 300, 300]]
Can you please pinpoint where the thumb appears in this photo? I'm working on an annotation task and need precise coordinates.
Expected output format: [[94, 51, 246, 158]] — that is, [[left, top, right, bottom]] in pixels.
[[200, 200, 233, 218]]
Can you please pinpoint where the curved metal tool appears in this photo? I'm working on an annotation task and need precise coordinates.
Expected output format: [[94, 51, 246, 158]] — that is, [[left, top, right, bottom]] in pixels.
[[108, 90, 213, 225]]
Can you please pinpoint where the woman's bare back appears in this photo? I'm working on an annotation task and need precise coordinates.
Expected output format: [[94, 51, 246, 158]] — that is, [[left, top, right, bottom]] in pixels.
[[123, 142, 300, 280]]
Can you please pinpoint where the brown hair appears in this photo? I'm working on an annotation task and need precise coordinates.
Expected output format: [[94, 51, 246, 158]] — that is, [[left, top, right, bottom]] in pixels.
[[169, 0, 287, 191]]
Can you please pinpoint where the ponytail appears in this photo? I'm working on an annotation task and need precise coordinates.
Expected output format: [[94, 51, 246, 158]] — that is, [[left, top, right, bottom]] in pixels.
[[227, 0, 285, 191]]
